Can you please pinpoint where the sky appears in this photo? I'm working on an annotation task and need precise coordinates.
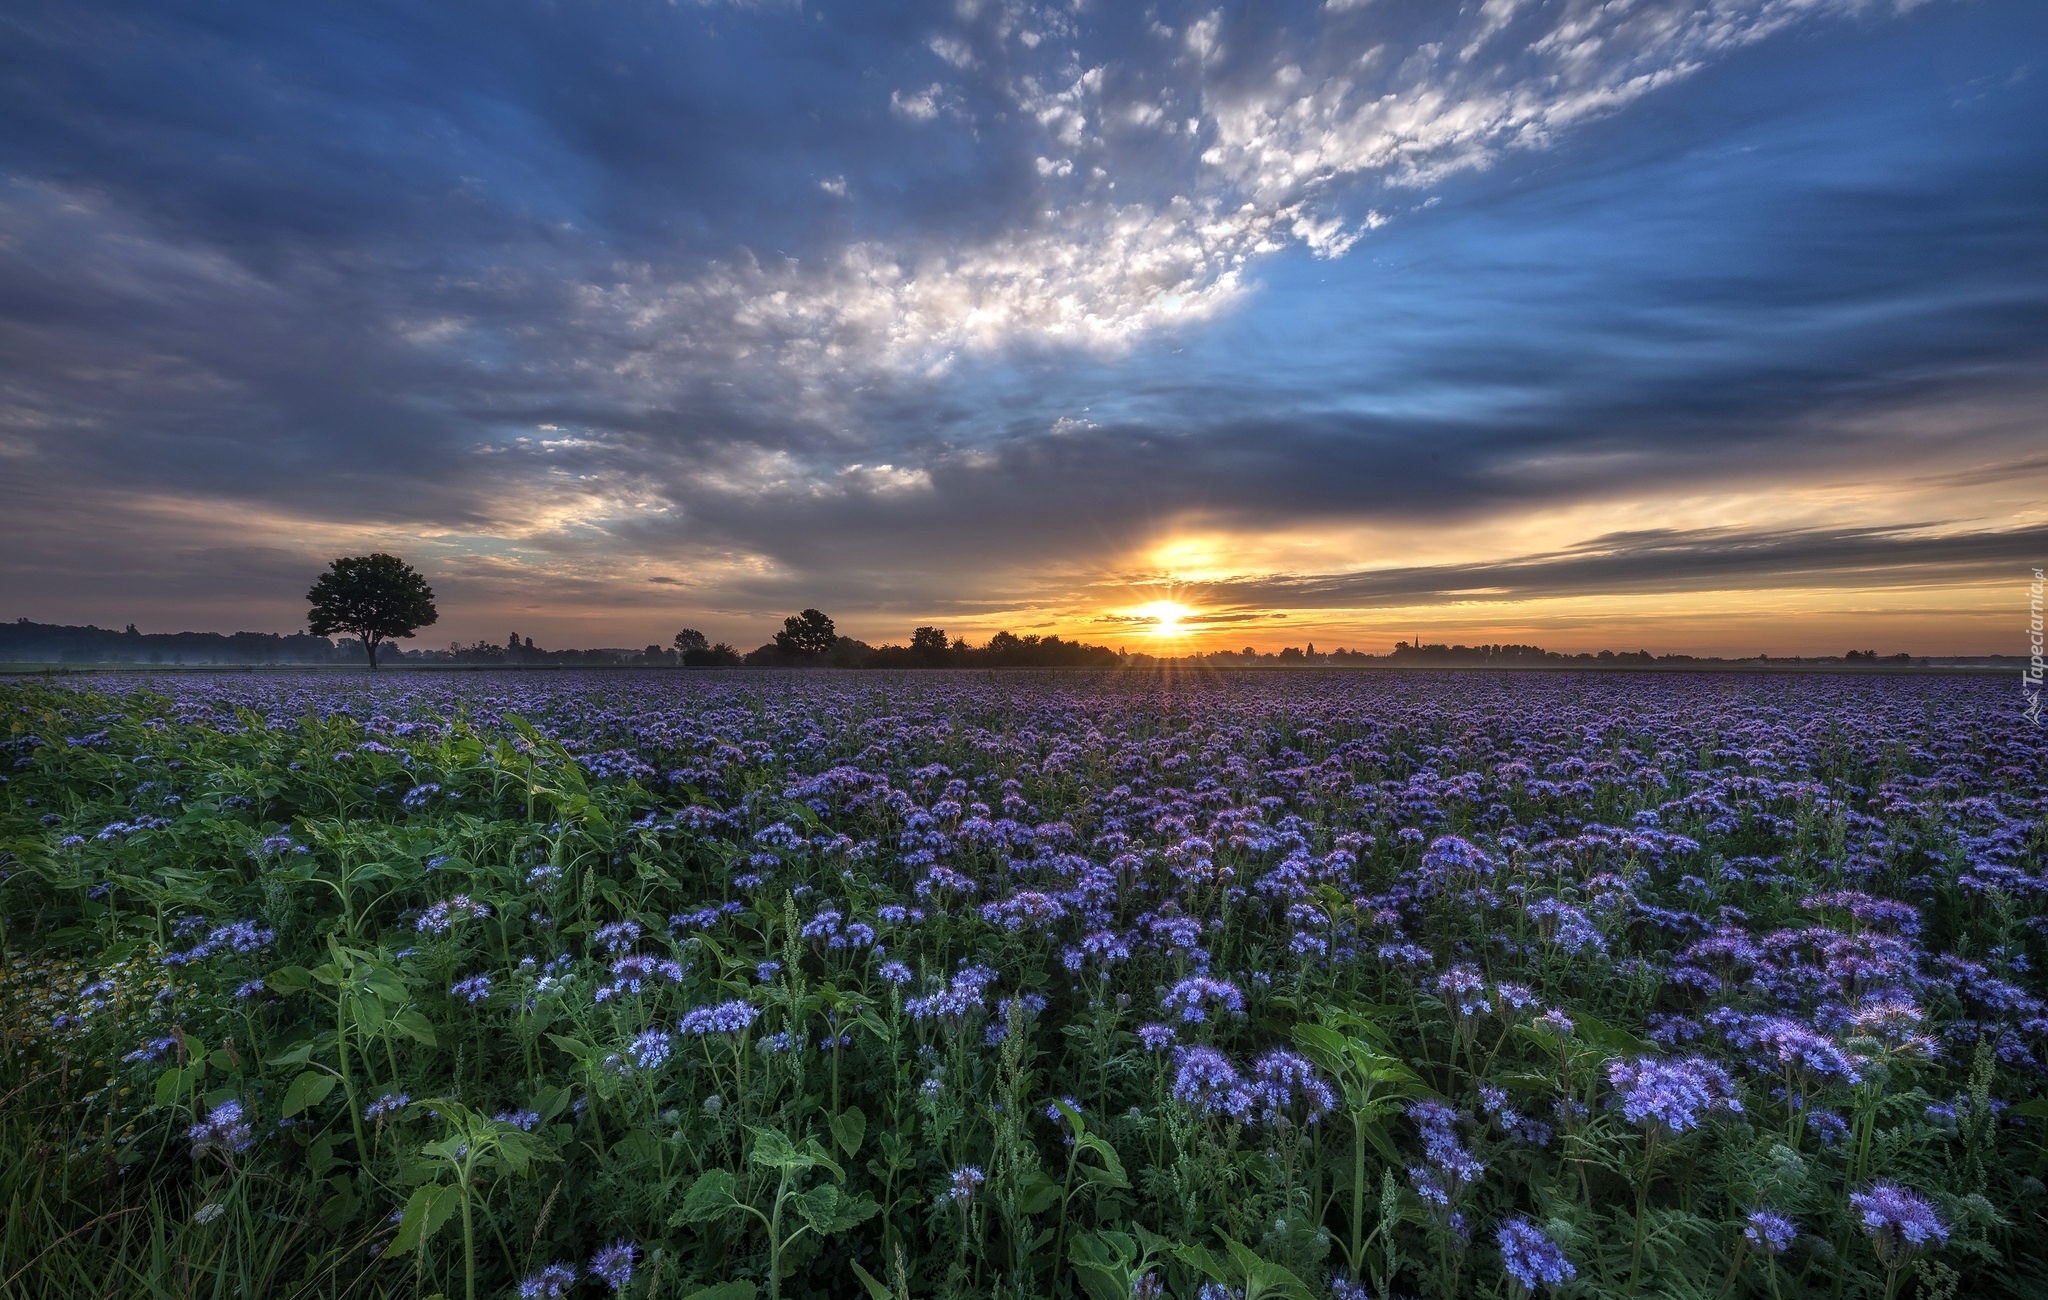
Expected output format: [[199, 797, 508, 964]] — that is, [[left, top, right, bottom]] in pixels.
[[0, 0, 2043, 656]]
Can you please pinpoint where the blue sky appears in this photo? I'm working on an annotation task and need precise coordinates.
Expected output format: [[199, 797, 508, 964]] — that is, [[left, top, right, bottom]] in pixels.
[[0, 0, 2042, 653]]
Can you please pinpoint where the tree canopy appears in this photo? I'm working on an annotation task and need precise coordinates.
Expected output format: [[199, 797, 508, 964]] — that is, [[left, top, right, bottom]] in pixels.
[[305, 553, 438, 669], [773, 608, 838, 658]]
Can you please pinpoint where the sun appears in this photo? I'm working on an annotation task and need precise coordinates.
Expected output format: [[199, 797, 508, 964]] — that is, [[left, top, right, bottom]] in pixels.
[[1135, 600, 1194, 636]]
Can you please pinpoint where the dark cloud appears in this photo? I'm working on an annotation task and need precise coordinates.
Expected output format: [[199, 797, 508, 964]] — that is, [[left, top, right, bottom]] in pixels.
[[1184, 522, 2048, 614]]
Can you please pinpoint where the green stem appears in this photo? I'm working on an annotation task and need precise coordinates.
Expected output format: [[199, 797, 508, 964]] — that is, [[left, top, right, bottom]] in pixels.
[[1350, 1112, 1368, 1274], [1629, 1136, 1657, 1292], [336, 997, 368, 1160], [460, 1174, 477, 1300]]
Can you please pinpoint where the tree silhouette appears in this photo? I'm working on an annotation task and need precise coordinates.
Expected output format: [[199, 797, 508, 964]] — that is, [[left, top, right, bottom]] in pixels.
[[674, 628, 710, 654], [910, 625, 949, 666], [306, 553, 438, 669], [774, 609, 837, 659]]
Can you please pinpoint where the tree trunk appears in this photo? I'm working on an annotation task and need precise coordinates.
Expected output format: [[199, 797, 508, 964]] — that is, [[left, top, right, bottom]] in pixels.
[[363, 635, 379, 669]]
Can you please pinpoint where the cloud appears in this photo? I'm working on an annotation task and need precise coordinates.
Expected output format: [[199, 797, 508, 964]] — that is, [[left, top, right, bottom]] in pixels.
[[617, 0, 1944, 376], [0, 0, 2040, 653], [1180, 522, 2048, 613]]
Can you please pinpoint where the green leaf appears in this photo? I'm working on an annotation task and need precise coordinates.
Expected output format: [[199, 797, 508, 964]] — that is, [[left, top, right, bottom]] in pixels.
[[747, 1127, 838, 1179], [390, 1008, 438, 1047], [265, 966, 314, 995], [1174, 1242, 1230, 1285], [1219, 1235, 1314, 1300], [672, 1169, 741, 1226], [1071, 1264, 1133, 1300], [266, 1038, 317, 1069], [306, 1133, 340, 1177], [281, 1070, 339, 1118], [1357, 1117, 1402, 1166], [422, 1184, 463, 1241], [350, 992, 387, 1033], [848, 1261, 894, 1300], [681, 1284, 756, 1300], [153, 1063, 193, 1109], [492, 1128, 557, 1176], [1050, 1096, 1087, 1138], [1290, 1023, 1350, 1066], [546, 1034, 596, 1060], [534, 1085, 572, 1123], [1070, 1228, 1139, 1300], [1076, 1133, 1130, 1190], [391, 1183, 457, 1256], [318, 1179, 360, 1232], [794, 1184, 880, 1236], [1017, 1172, 1062, 1216], [828, 1106, 866, 1159]]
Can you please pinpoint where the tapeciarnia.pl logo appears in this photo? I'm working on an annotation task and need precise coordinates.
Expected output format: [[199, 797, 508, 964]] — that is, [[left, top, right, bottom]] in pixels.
[[2027, 567, 2043, 726]]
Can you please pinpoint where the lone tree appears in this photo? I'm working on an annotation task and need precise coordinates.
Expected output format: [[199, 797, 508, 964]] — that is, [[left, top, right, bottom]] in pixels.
[[774, 608, 837, 659], [673, 628, 710, 655], [910, 625, 949, 666], [306, 553, 438, 669]]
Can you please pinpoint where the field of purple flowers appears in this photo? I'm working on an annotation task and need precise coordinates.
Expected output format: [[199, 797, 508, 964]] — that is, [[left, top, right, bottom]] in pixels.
[[1, 669, 2044, 1300]]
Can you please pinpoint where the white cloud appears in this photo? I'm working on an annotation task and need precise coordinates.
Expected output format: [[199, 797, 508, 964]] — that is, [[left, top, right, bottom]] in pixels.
[[928, 33, 975, 68], [598, 0, 1932, 387], [890, 84, 945, 121]]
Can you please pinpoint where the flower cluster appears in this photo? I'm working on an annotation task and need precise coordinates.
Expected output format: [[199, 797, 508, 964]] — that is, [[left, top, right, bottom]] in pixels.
[[1605, 1056, 1742, 1134]]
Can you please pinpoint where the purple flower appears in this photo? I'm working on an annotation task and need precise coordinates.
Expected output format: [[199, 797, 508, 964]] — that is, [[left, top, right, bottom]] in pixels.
[[188, 1099, 254, 1155], [519, 1264, 578, 1298], [904, 965, 997, 1021], [942, 1165, 985, 1204], [596, 954, 685, 1002], [878, 960, 913, 985], [1160, 976, 1245, 1024], [1533, 1009, 1575, 1037], [1750, 1017, 1865, 1085], [1247, 1049, 1336, 1122], [629, 1028, 675, 1069], [1805, 1108, 1849, 1145], [364, 1092, 410, 1121], [1496, 1216, 1576, 1293], [161, 920, 275, 967], [122, 1037, 178, 1064], [1745, 1208, 1796, 1254], [589, 1241, 638, 1292], [1136, 1023, 1177, 1051], [1170, 1045, 1253, 1120], [680, 1000, 759, 1035], [1407, 1099, 1485, 1199], [415, 895, 490, 934], [1605, 1056, 1741, 1134], [1432, 963, 1492, 1016], [1850, 1183, 1948, 1256], [449, 974, 492, 1004]]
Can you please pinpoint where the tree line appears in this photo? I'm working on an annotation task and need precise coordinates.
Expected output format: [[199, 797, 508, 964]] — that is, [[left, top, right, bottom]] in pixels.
[[0, 553, 1928, 668]]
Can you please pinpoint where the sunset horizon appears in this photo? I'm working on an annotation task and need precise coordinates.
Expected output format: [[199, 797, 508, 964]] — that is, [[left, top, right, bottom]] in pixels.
[[0, 1, 2042, 659]]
